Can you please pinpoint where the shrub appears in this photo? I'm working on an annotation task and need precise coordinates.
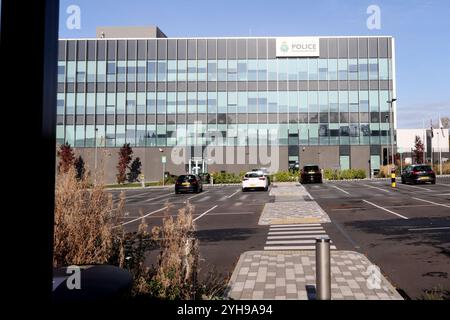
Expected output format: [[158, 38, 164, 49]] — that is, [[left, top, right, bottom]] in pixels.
[[74, 155, 85, 181], [117, 143, 133, 184], [323, 168, 366, 180], [128, 157, 142, 183], [210, 172, 241, 184], [57, 142, 75, 173], [272, 170, 298, 182]]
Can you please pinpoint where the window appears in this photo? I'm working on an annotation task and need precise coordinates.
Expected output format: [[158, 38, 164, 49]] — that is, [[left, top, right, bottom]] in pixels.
[[298, 59, 308, 80], [339, 91, 348, 112], [349, 91, 359, 112], [299, 92, 307, 113], [348, 59, 358, 80], [207, 61, 217, 81], [157, 61, 166, 81], [97, 61, 106, 82], [308, 92, 318, 112], [86, 93, 95, 114], [288, 59, 297, 81], [217, 60, 227, 81], [228, 92, 237, 113], [358, 58, 368, 81], [147, 92, 156, 113], [198, 92, 207, 113], [126, 93, 136, 114], [178, 60, 187, 81], [227, 60, 237, 81], [258, 60, 267, 81], [58, 62, 66, 83], [359, 91, 369, 112], [137, 61, 146, 82], [328, 59, 337, 80], [167, 92, 177, 114], [247, 60, 257, 81], [167, 60, 177, 81], [238, 92, 247, 113], [380, 91, 390, 112], [198, 60, 207, 81], [288, 92, 297, 113], [278, 92, 288, 113], [379, 59, 389, 80], [106, 93, 115, 114], [267, 59, 277, 80], [268, 92, 277, 113], [258, 92, 267, 113], [107, 62, 116, 82], [157, 92, 166, 113], [117, 61, 126, 82], [127, 60, 136, 82], [318, 59, 328, 81], [96, 93, 105, 114], [248, 92, 257, 113], [67, 61, 76, 83], [75, 125, 85, 147], [340, 156, 350, 170], [178, 92, 187, 113], [338, 59, 348, 80], [207, 92, 216, 113], [188, 60, 197, 81], [76, 93, 85, 114], [57, 94, 65, 115], [308, 59, 318, 81], [278, 59, 288, 81], [116, 92, 125, 113], [187, 92, 196, 114], [237, 60, 247, 81], [369, 59, 378, 80]]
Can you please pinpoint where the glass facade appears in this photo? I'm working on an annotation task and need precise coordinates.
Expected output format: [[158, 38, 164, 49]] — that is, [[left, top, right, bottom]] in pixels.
[[56, 37, 394, 149]]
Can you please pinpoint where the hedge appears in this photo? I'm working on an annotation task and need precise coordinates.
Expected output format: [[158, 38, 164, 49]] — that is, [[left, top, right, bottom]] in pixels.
[[323, 168, 366, 180]]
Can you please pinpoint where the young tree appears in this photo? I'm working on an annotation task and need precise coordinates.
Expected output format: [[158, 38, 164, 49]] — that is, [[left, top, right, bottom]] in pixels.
[[413, 135, 424, 164], [74, 155, 85, 180], [116, 143, 133, 184], [57, 142, 75, 173], [127, 157, 142, 183]]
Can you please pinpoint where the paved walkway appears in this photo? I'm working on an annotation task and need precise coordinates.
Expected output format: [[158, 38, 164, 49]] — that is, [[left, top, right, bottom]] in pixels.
[[224, 250, 403, 300], [259, 183, 331, 225]]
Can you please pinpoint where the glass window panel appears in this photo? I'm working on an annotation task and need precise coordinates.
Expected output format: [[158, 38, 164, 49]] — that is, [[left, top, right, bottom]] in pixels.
[[238, 92, 247, 113], [258, 92, 267, 113], [157, 61, 166, 81], [178, 60, 187, 81], [86, 93, 95, 114], [318, 59, 328, 81], [278, 92, 288, 113], [167, 92, 177, 114], [369, 58, 378, 80], [328, 59, 337, 80], [288, 91, 297, 113], [379, 58, 389, 80], [188, 60, 197, 81], [116, 125, 125, 146], [228, 92, 237, 113], [76, 61, 86, 82], [227, 60, 237, 81], [380, 91, 390, 112], [308, 92, 318, 112], [339, 91, 348, 112], [137, 92, 146, 114], [97, 61, 106, 82], [217, 60, 227, 81], [137, 61, 146, 82], [237, 60, 247, 81], [147, 61, 156, 81], [359, 91, 369, 112], [198, 60, 207, 81], [126, 92, 136, 114], [349, 91, 359, 112], [187, 92, 196, 114], [298, 59, 308, 80], [258, 60, 267, 81], [248, 92, 258, 113], [207, 60, 217, 81], [167, 60, 177, 81], [308, 59, 318, 81], [338, 59, 348, 80], [105, 125, 115, 147], [329, 91, 338, 112], [207, 92, 216, 113], [247, 60, 257, 81], [57, 93, 65, 115], [147, 92, 156, 113], [299, 92, 307, 112], [156, 92, 166, 113], [58, 62, 66, 83], [267, 59, 277, 80], [87, 61, 96, 82], [268, 91, 277, 113], [67, 61, 76, 83], [288, 59, 297, 81], [198, 92, 207, 113], [117, 61, 126, 82], [319, 91, 328, 112], [76, 93, 85, 114], [116, 92, 125, 113], [369, 91, 379, 112], [278, 59, 288, 81], [75, 125, 85, 147], [126, 60, 136, 82], [358, 58, 368, 80], [348, 59, 358, 80], [178, 92, 187, 113]]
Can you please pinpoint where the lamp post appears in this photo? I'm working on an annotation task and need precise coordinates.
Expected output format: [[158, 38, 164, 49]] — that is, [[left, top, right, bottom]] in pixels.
[[94, 127, 99, 170], [387, 98, 397, 170]]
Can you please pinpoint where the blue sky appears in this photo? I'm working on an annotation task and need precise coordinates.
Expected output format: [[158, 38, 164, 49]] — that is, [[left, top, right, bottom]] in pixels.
[[58, 0, 450, 128]]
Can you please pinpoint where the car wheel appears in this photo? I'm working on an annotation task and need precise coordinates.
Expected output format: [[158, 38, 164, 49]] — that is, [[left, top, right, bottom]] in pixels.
[[264, 185, 268, 191], [242, 188, 246, 192], [431, 180, 436, 185], [401, 177, 406, 184]]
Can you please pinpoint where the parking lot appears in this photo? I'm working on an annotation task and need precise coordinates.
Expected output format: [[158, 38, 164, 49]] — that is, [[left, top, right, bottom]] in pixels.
[[108, 176, 450, 299]]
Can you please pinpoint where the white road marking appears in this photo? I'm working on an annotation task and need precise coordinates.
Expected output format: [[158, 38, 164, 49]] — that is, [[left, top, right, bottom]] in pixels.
[[227, 189, 241, 199], [269, 226, 324, 231], [408, 227, 450, 231], [115, 206, 168, 227], [207, 212, 254, 216], [362, 184, 391, 193], [363, 200, 409, 220], [270, 223, 321, 227], [399, 184, 432, 192], [268, 234, 330, 239], [239, 194, 249, 200], [264, 245, 336, 250], [187, 190, 209, 200], [268, 230, 326, 235], [143, 193, 173, 202], [411, 197, 450, 208], [192, 205, 218, 222], [435, 193, 450, 196], [233, 202, 242, 207], [197, 195, 211, 202], [332, 185, 350, 195], [266, 239, 332, 245], [219, 196, 228, 201]]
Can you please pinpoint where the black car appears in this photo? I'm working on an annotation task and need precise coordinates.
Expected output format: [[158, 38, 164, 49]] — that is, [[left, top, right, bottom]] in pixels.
[[175, 174, 203, 194], [300, 165, 323, 184], [401, 164, 436, 184]]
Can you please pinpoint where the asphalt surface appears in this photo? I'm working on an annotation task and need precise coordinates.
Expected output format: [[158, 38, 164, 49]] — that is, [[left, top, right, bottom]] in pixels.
[[108, 177, 450, 299]]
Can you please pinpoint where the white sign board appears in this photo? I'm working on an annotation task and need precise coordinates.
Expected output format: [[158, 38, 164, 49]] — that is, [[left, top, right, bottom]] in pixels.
[[276, 37, 320, 57], [161, 156, 166, 163]]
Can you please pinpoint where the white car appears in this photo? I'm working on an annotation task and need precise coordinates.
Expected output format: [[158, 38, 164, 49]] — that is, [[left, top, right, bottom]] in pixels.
[[242, 171, 269, 192]]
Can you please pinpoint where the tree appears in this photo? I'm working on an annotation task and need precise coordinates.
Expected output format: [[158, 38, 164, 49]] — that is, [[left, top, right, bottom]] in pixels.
[[413, 135, 424, 164], [57, 142, 75, 173], [441, 116, 449, 129], [116, 143, 133, 184], [127, 157, 142, 183], [74, 155, 85, 180]]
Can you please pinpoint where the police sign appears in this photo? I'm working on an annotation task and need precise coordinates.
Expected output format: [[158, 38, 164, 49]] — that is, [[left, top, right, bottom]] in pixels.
[[276, 37, 320, 57]]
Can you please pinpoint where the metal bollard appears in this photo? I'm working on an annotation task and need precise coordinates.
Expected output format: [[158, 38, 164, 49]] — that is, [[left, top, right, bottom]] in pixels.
[[316, 237, 331, 300], [391, 169, 396, 188]]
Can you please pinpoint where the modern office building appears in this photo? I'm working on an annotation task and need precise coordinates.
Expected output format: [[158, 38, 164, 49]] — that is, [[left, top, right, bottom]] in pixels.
[[57, 26, 397, 182]]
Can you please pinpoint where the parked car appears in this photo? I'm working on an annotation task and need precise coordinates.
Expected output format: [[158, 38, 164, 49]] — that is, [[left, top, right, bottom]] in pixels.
[[299, 165, 323, 184], [252, 168, 271, 185], [242, 171, 269, 192], [198, 172, 211, 184], [175, 174, 203, 194], [401, 164, 436, 184]]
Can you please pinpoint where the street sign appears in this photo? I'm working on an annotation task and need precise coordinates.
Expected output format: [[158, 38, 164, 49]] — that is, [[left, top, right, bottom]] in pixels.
[[161, 156, 166, 163]]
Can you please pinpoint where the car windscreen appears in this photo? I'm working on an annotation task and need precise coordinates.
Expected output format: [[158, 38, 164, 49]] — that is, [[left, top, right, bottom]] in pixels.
[[304, 166, 319, 171], [245, 173, 262, 178], [177, 175, 196, 182], [413, 165, 432, 171]]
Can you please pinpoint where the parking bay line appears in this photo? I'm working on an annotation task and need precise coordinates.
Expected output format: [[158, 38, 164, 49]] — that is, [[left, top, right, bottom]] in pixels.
[[411, 197, 450, 208], [266, 239, 333, 245], [264, 245, 337, 250], [192, 205, 218, 222], [362, 184, 391, 193], [332, 185, 350, 195], [269, 226, 324, 231], [398, 184, 432, 192], [227, 189, 241, 199], [115, 206, 168, 227], [362, 200, 409, 220], [268, 230, 326, 235], [186, 190, 209, 201], [268, 234, 330, 239], [143, 193, 174, 203], [408, 227, 450, 231]]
